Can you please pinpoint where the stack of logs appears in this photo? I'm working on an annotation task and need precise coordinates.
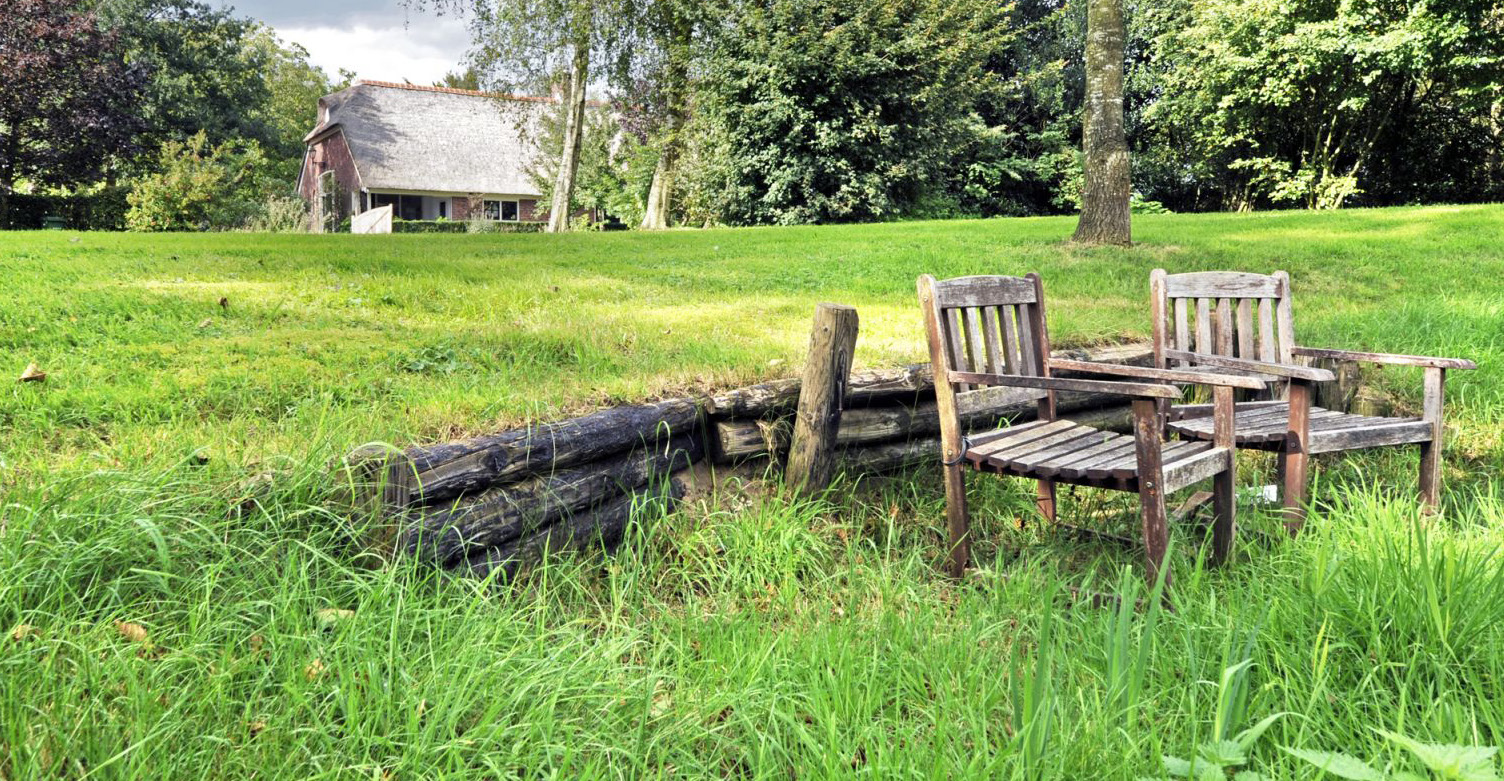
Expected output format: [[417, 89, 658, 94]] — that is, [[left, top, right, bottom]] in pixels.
[[344, 342, 1158, 580]]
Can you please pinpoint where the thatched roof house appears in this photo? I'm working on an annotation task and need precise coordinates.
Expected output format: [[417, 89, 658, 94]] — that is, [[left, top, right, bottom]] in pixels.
[[297, 80, 550, 229]]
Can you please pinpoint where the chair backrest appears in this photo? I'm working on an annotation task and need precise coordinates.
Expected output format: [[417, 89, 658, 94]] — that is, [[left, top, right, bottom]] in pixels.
[[1150, 269, 1295, 368], [917, 273, 1053, 415]]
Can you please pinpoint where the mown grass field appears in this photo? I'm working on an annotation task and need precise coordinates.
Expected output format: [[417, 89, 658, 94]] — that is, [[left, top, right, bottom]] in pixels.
[[3, 205, 1504, 778]]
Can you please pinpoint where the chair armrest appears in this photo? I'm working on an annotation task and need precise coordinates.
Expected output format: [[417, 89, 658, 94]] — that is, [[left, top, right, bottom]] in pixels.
[[1292, 346, 1477, 371], [947, 371, 1181, 399], [1050, 358, 1267, 390], [1163, 350, 1335, 382]]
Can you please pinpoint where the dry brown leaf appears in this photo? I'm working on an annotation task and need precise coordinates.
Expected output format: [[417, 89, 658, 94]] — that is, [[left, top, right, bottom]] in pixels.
[[10, 623, 37, 642], [18, 363, 46, 383], [116, 621, 148, 643], [198, 318, 213, 328], [218, 296, 229, 309], [248, 634, 264, 653], [315, 608, 355, 627], [304, 657, 326, 681], [247, 720, 267, 737]]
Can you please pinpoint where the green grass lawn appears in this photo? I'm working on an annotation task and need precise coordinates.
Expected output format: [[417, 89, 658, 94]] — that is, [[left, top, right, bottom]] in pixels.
[[3, 205, 1504, 778]]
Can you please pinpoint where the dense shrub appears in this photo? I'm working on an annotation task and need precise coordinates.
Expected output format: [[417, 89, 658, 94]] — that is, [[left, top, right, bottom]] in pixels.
[[392, 219, 468, 234], [125, 131, 277, 231]]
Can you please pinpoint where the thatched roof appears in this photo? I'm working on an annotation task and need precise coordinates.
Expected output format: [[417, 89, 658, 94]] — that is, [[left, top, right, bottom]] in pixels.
[[305, 80, 550, 196]]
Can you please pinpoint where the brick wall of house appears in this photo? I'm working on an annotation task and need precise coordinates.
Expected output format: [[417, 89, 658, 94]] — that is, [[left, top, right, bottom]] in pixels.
[[299, 130, 362, 225], [451, 197, 471, 221], [520, 199, 539, 222]]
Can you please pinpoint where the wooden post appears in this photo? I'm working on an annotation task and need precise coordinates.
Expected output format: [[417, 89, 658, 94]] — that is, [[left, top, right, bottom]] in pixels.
[[786, 303, 859, 497]]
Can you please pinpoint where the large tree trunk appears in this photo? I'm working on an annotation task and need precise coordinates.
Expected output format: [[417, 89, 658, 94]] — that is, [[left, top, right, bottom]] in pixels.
[[640, 40, 689, 231], [548, 40, 590, 234], [1072, 0, 1132, 246]]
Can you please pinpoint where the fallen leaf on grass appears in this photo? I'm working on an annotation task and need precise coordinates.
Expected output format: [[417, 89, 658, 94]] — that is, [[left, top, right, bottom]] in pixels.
[[247, 720, 267, 737], [315, 608, 355, 627], [198, 318, 213, 328], [248, 634, 264, 654], [218, 296, 229, 309], [10, 623, 38, 641], [116, 621, 148, 643], [304, 658, 326, 681], [18, 363, 46, 383]]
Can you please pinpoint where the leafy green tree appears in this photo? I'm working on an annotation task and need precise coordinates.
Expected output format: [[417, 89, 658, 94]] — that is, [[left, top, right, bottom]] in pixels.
[[94, 0, 275, 171], [125, 131, 276, 230], [1153, 0, 1504, 210], [245, 26, 351, 183], [0, 0, 144, 226], [689, 0, 1012, 225], [435, 67, 483, 90]]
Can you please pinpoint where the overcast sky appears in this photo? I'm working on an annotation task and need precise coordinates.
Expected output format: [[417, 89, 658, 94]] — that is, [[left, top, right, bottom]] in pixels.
[[231, 0, 470, 85]]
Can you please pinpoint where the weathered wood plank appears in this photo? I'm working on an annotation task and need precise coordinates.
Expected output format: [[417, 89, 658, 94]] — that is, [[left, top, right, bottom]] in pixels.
[[1195, 298, 1213, 355], [1419, 366, 1445, 509], [1257, 298, 1276, 363], [1164, 447, 1232, 493], [930, 275, 1038, 308], [1236, 299, 1255, 359], [948, 371, 1181, 399], [1308, 419, 1434, 455], [1291, 347, 1477, 370], [1164, 271, 1281, 299], [1173, 298, 1190, 366]]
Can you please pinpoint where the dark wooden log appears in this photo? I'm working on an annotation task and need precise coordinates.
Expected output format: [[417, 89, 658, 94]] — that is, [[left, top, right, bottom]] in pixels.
[[452, 479, 686, 581], [788, 304, 860, 496], [838, 438, 940, 475], [403, 398, 702, 505], [401, 436, 701, 565]]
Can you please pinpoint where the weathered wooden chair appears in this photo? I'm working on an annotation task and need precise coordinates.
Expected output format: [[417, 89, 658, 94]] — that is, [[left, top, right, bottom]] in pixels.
[[918, 273, 1262, 585], [1148, 269, 1477, 527]]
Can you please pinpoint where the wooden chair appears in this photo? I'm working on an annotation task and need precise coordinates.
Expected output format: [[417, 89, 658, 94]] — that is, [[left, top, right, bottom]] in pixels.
[[1148, 269, 1477, 528], [918, 273, 1260, 585]]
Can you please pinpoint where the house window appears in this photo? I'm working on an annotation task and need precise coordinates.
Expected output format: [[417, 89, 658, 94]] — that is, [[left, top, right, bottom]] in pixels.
[[372, 193, 422, 220], [438, 201, 447, 219], [482, 199, 520, 221]]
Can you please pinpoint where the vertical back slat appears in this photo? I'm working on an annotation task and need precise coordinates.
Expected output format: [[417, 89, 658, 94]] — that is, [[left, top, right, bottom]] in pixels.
[[1150, 270, 1169, 370], [1173, 298, 1190, 367], [1273, 272, 1296, 363], [980, 307, 1004, 374], [943, 307, 970, 390], [1257, 298, 1276, 362], [962, 307, 986, 375], [1017, 303, 1039, 376], [1001, 305, 1021, 373], [1216, 298, 1234, 356], [1195, 298, 1213, 355], [1236, 299, 1254, 358]]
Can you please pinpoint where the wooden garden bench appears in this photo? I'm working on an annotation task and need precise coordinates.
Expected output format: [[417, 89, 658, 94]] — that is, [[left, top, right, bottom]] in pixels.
[[918, 273, 1263, 586], [1148, 269, 1477, 528]]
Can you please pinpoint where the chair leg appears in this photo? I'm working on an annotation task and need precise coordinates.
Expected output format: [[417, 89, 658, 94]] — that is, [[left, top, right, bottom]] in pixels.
[[1035, 479, 1057, 525], [1282, 450, 1309, 536], [941, 463, 970, 578], [1419, 442, 1440, 513], [1209, 386, 1237, 567], [1418, 367, 1445, 514], [1211, 464, 1236, 567], [1132, 400, 1171, 589], [1282, 380, 1312, 537]]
